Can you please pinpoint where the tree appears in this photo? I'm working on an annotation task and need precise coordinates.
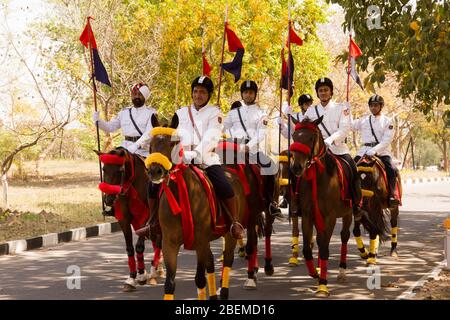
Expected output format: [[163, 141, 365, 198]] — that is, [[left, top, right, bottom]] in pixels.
[[329, 0, 449, 116]]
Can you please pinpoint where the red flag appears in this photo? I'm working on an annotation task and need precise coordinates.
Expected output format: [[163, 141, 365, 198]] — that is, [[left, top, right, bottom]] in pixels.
[[225, 23, 244, 52], [349, 38, 362, 58], [79, 19, 97, 49], [287, 26, 303, 47], [202, 52, 211, 77]]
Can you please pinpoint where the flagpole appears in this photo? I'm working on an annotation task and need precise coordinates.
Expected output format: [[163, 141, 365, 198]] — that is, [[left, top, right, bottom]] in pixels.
[[216, 5, 228, 107], [286, 3, 292, 219], [175, 43, 181, 112], [278, 44, 284, 157], [86, 17, 105, 214], [346, 32, 352, 102]]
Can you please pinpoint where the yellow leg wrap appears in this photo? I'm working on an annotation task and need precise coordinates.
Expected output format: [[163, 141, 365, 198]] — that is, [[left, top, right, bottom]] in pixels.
[[197, 287, 207, 300], [317, 284, 329, 295], [238, 238, 244, 248], [355, 236, 364, 249], [391, 227, 398, 244], [207, 273, 217, 297], [292, 236, 299, 253], [370, 239, 377, 255], [222, 237, 226, 251], [222, 267, 231, 288], [163, 294, 174, 300], [375, 235, 379, 254]]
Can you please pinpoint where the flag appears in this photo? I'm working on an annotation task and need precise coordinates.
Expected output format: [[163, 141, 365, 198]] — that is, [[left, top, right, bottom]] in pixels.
[[221, 23, 245, 82], [202, 51, 211, 77], [79, 19, 111, 87], [281, 48, 294, 97], [286, 25, 303, 47], [349, 37, 364, 91]]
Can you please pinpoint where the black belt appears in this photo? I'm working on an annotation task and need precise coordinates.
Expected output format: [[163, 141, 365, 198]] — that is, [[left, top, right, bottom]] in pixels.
[[125, 136, 141, 142], [364, 142, 378, 147]]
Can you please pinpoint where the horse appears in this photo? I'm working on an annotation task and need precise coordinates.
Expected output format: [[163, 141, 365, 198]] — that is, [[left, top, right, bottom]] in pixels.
[[354, 155, 402, 264], [216, 138, 277, 289], [145, 114, 248, 300], [289, 117, 385, 297], [96, 147, 163, 291]]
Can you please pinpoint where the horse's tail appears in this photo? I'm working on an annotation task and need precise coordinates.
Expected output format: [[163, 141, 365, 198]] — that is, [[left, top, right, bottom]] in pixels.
[[360, 206, 390, 242], [257, 213, 265, 239]]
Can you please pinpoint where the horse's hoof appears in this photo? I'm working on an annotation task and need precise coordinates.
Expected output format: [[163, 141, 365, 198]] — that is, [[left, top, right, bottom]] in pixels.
[[209, 295, 218, 300], [367, 257, 377, 265], [157, 264, 165, 278], [148, 277, 158, 285], [238, 247, 246, 258], [315, 285, 330, 298], [243, 278, 257, 290], [390, 249, 398, 259], [123, 283, 136, 292], [219, 287, 229, 300], [136, 271, 149, 285], [264, 264, 274, 276], [337, 268, 347, 283], [289, 257, 299, 266]]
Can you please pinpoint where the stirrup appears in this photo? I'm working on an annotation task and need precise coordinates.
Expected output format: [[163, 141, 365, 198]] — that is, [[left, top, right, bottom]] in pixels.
[[389, 197, 400, 206], [269, 203, 283, 219], [230, 222, 244, 240], [102, 207, 115, 217]]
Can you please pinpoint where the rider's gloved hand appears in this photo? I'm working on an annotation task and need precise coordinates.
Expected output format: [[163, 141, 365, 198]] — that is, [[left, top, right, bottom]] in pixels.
[[92, 111, 100, 122], [127, 143, 139, 154], [366, 148, 376, 156], [324, 137, 333, 148], [183, 150, 198, 163]]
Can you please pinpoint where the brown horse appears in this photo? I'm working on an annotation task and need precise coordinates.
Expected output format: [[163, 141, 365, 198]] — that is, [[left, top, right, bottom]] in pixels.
[[145, 114, 248, 300], [216, 139, 276, 289], [96, 147, 163, 291], [355, 156, 401, 264], [290, 117, 370, 297]]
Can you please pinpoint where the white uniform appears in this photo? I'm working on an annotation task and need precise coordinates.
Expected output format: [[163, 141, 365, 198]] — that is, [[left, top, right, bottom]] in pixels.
[[223, 101, 267, 153], [279, 112, 305, 139], [97, 106, 157, 157], [176, 104, 223, 167], [303, 100, 351, 155], [352, 114, 394, 157]]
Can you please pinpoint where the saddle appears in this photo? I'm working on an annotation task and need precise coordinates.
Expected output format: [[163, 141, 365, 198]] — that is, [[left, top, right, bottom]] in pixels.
[[329, 152, 353, 207]]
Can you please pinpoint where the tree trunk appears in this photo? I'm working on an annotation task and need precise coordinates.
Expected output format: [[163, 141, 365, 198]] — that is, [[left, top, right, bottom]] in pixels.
[[1, 174, 8, 210], [36, 134, 58, 177], [443, 138, 448, 172]]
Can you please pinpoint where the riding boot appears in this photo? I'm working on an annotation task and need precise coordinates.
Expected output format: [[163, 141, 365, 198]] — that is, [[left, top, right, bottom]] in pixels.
[[388, 177, 400, 206], [223, 197, 244, 240], [135, 198, 157, 239], [266, 175, 283, 219]]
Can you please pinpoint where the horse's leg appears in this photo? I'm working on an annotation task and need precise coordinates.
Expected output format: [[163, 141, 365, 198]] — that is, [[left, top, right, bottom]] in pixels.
[[353, 220, 369, 259], [237, 238, 246, 257], [120, 221, 138, 292], [315, 226, 334, 298], [337, 215, 352, 282], [302, 215, 318, 279], [367, 228, 378, 265], [220, 233, 236, 300], [390, 206, 399, 258], [162, 239, 179, 300], [244, 226, 258, 290], [135, 236, 149, 285], [264, 213, 275, 276], [289, 215, 300, 266], [195, 247, 208, 300], [149, 240, 163, 285]]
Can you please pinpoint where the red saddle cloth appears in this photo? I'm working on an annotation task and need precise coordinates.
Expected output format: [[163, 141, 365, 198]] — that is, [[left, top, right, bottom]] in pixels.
[[113, 187, 149, 231], [328, 152, 353, 208]]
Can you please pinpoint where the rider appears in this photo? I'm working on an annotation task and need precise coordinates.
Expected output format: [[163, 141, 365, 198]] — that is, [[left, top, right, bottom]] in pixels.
[[277, 93, 314, 138], [303, 77, 365, 221], [223, 80, 282, 218], [175, 75, 245, 240], [353, 94, 399, 206], [93, 82, 157, 158]]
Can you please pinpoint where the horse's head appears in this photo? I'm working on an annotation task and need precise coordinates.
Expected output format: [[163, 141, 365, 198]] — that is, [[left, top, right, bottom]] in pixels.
[[357, 156, 378, 194], [95, 148, 129, 209], [145, 114, 180, 184], [289, 116, 325, 177]]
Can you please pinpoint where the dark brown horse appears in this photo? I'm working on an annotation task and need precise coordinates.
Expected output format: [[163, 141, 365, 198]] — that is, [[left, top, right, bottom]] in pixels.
[[96, 147, 163, 291], [290, 117, 365, 297], [355, 156, 401, 264], [145, 114, 248, 300]]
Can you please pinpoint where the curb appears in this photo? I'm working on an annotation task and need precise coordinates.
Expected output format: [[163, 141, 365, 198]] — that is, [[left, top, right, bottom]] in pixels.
[[402, 176, 450, 185], [0, 221, 121, 256]]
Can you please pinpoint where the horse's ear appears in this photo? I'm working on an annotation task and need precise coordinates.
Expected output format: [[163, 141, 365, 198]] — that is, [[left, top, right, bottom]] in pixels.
[[118, 149, 126, 157], [313, 115, 324, 126], [151, 113, 159, 128], [170, 113, 179, 129], [93, 149, 103, 156]]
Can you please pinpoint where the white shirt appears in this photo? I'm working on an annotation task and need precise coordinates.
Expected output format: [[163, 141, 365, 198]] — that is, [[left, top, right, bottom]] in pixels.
[[279, 112, 305, 139], [223, 101, 267, 153], [176, 104, 223, 167], [97, 106, 157, 157], [303, 100, 351, 155], [352, 114, 394, 157]]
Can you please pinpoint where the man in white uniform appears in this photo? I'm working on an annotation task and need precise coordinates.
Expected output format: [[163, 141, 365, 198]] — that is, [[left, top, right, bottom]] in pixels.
[[93, 82, 157, 157], [223, 80, 282, 217], [175, 75, 244, 239], [303, 77, 365, 220], [277, 93, 314, 138], [353, 94, 399, 205]]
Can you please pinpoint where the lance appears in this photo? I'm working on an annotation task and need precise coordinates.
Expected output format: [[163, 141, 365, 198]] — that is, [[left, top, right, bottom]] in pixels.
[[86, 17, 105, 213], [216, 5, 228, 107], [286, 3, 293, 219]]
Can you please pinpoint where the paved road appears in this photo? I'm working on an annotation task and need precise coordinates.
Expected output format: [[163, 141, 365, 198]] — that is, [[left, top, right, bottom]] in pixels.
[[0, 181, 448, 300]]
